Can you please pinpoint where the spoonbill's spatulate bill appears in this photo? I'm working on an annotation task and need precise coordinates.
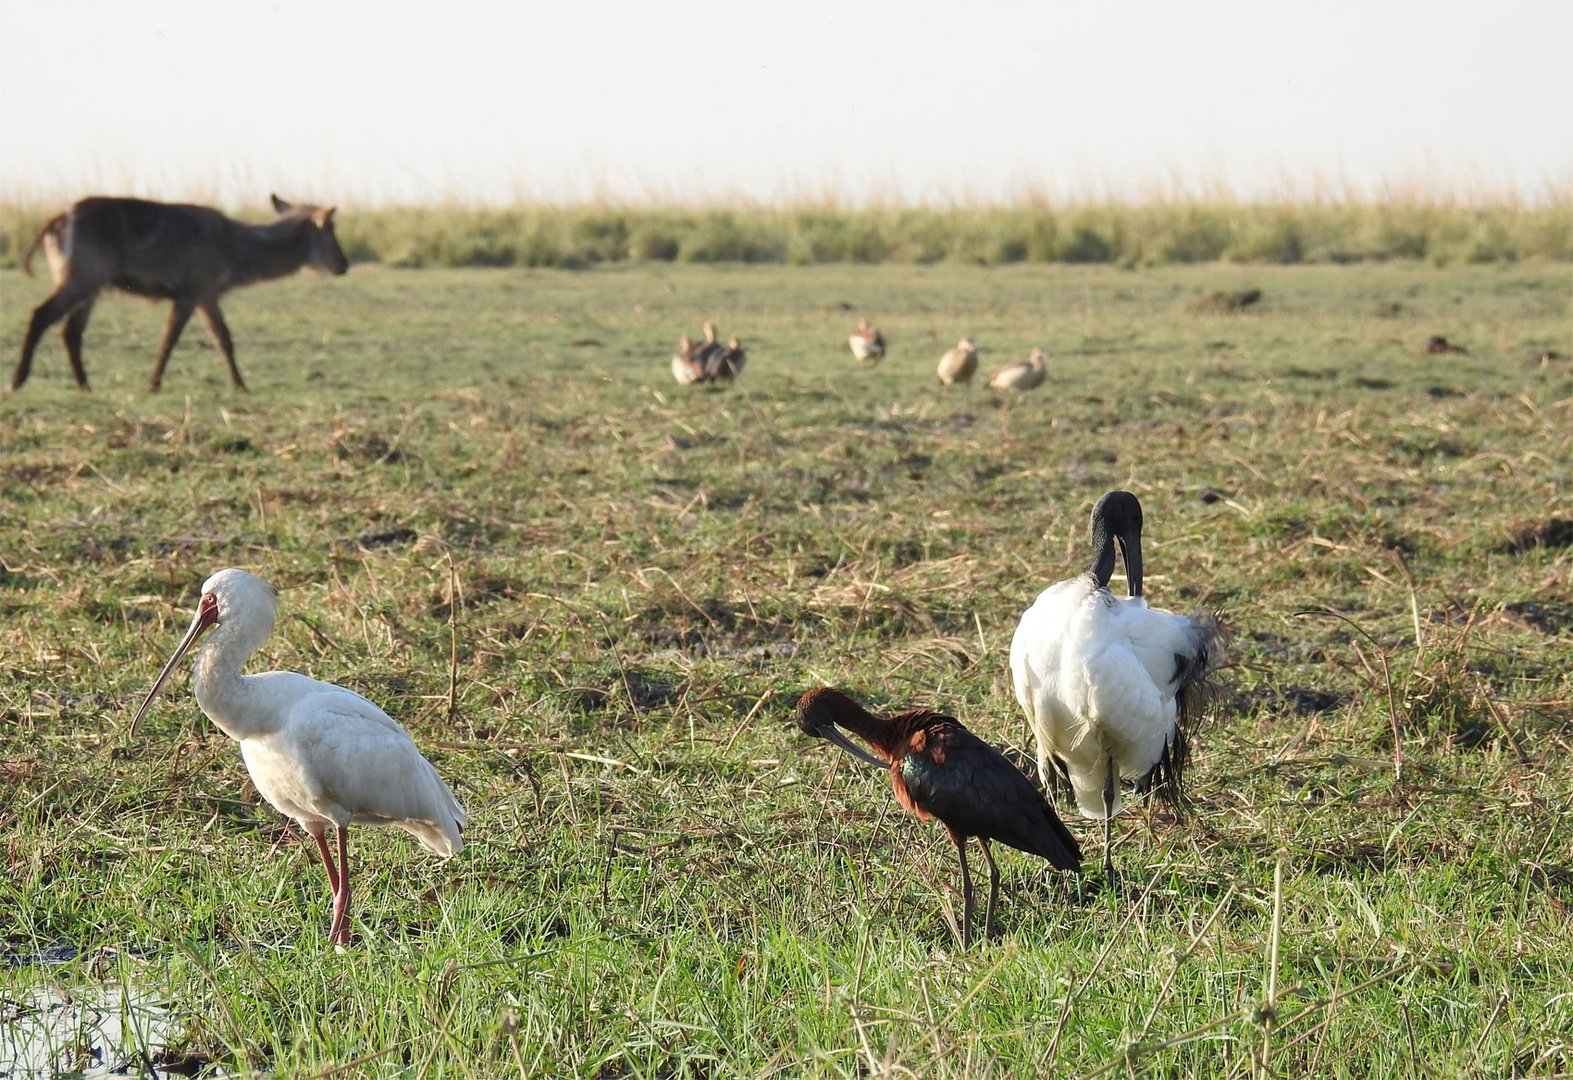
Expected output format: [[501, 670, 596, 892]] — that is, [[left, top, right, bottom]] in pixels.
[[1008, 491, 1225, 885], [131, 568, 467, 945], [796, 687, 1081, 947]]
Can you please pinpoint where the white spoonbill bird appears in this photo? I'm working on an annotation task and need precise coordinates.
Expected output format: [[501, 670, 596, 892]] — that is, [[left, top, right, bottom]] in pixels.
[[130, 568, 467, 945], [1008, 491, 1224, 884]]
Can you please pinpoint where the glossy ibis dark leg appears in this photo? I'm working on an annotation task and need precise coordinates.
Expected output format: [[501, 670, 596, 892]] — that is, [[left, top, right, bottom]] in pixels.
[[952, 831, 974, 949], [978, 838, 1002, 939]]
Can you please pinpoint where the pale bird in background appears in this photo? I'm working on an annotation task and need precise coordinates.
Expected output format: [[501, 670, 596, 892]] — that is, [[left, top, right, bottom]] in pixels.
[[849, 318, 886, 367], [1008, 491, 1225, 886], [672, 334, 704, 384], [988, 346, 1048, 392], [937, 337, 979, 385], [130, 568, 467, 945]]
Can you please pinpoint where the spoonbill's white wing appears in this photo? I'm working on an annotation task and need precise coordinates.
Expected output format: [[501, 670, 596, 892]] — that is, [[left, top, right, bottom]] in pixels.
[[238, 671, 466, 856]]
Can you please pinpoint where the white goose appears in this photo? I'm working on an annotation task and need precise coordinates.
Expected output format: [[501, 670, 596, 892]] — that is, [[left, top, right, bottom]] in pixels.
[[937, 337, 978, 386], [987, 347, 1048, 392], [1008, 491, 1223, 883], [848, 318, 886, 367], [131, 568, 467, 944], [671, 335, 703, 385]]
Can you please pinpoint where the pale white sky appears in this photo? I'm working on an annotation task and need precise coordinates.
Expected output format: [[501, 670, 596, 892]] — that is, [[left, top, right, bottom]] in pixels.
[[2, 0, 1568, 206]]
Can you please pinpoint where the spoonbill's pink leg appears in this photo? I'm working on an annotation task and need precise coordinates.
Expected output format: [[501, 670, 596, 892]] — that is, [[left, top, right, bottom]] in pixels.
[[310, 829, 340, 896], [327, 826, 352, 945]]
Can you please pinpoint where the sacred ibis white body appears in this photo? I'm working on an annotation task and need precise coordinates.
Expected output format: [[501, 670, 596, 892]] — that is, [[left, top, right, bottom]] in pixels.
[[1008, 491, 1223, 883]]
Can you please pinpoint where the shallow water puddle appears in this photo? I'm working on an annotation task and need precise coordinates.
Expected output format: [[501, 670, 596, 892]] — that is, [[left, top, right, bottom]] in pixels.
[[1, 981, 198, 1078]]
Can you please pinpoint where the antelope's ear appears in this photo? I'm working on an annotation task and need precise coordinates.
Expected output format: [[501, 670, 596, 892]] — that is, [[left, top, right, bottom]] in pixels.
[[312, 207, 337, 227], [270, 194, 292, 214]]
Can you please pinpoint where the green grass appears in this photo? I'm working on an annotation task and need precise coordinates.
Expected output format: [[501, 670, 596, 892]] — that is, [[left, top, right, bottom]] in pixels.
[[2, 260, 1571, 1077], [3, 195, 1571, 271]]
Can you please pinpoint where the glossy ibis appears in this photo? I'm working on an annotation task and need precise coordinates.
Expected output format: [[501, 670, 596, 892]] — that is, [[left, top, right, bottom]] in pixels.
[[796, 687, 1081, 946]]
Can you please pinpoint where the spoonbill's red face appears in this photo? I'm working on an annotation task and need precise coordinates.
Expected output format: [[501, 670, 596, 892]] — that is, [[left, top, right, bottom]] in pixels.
[[195, 591, 220, 628]]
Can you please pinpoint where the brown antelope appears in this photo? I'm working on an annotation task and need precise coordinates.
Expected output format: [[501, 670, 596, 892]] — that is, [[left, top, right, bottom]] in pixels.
[[14, 194, 348, 392]]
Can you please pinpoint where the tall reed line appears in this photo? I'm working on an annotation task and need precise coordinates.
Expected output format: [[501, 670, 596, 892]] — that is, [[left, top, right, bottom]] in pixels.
[[4, 196, 1568, 269]]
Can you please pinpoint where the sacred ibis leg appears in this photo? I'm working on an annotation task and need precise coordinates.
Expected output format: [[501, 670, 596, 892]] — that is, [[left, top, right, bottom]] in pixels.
[[1103, 755, 1118, 887]]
